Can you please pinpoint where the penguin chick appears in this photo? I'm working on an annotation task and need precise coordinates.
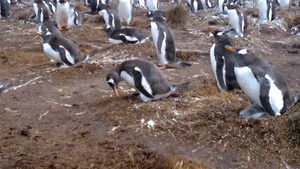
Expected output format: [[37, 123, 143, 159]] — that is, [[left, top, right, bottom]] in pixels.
[[99, 4, 122, 28], [118, 0, 132, 25], [147, 11, 192, 68], [103, 24, 150, 44], [210, 30, 241, 91], [224, 3, 248, 37], [225, 46, 298, 118], [106, 59, 190, 101], [37, 29, 96, 67], [291, 24, 300, 35]]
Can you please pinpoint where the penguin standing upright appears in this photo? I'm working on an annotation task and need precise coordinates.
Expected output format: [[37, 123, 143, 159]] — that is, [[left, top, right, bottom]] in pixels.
[[225, 46, 300, 118], [103, 24, 150, 44], [210, 30, 240, 92], [147, 11, 191, 68], [258, 0, 276, 22], [106, 59, 190, 101], [200, 0, 213, 9], [0, 0, 11, 18], [99, 4, 122, 28], [276, 0, 291, 9], [146, 0, 158, 11], [187, 0, 203, 12], [225, 3, 247, 37], [118, 0, 132, 25], [56, 0, 81, 29], [27, 0, 51, 23], [37, 29, 96, 67]]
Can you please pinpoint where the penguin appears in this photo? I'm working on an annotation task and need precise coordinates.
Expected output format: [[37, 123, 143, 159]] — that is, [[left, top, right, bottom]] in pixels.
[[118, 0, 132, 25], [0, 0, 11, 18], [83, 0, 91, 6], [99, 4, 122, 28], [291, 24, 300, 35], [276, 0, 291, 9], [146, 0, 158, 11], [83, 0, 109, 16], [224, 46, 300, 118], [135, 0, 145, 8], [258, 0, 276, 22], [187, 0, 203, 12], [147, 11, 192, 68], [106, 59, 190, 101], [37, 29, 96, 67], [27, 0, 51, 24], [200, 0, 214, 9], [37, 19, 63, 37], [224, 3, 247, 37], [56, 0, 81, 30], [210, 30, 241, 92], [103, 24, 150, 45]]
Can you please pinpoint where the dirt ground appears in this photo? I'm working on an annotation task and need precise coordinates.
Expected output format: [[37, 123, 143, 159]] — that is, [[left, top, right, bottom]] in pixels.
[[0, 0, 300, 168]]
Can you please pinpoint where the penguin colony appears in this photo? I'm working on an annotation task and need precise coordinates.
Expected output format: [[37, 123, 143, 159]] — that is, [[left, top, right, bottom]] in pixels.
[[2, 0, 300, 119]]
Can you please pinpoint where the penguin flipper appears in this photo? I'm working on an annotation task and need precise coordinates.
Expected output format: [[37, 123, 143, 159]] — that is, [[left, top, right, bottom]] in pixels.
[[259, 77, 276, 116], [119, 34, 139, 44], [58, 47, 74, 66], [132, 67, 154, 99]]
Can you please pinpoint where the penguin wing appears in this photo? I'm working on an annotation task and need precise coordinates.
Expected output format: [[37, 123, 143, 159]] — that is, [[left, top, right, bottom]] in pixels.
[[58, 46, 75, 66], [216, 56, 227, 90], [119, 33, 139, 44], [259, 76, 275, 116], [132, 67, 154, 98]]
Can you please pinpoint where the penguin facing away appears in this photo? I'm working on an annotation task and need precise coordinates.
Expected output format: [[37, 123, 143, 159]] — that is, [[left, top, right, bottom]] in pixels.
[[103, 24, 150, 45], [0, 0, 11, 18], [210, 30, 241, 92], [99, 4, 122, 28], [37, 29, 96, 67], [118, 0, 132, 25], [224, 3, 247, 37], [258, 0, 276, 22], [106, 59, 190, 101], [291, 24, 300, 35], [147, 11, 192, 68], [225, 46, 299, 118]]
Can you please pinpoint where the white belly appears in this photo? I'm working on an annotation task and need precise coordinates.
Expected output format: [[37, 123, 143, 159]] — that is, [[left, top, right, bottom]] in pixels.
[[151, 22, 167, 64], [120, 71, 135, 87], [56, 2, 70, 27], [146, 0, 158, 11], [258, 0, 268, 20], [227, 9, 243, 37], [235, 66, 262, 106], [218, 0, 224, 12], [118, 0, 132, 24], [43, 43, 63, 63]]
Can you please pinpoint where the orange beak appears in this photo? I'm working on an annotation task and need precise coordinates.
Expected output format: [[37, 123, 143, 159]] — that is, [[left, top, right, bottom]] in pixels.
[[36, 32, 43, 35], [113, 85, 120, 97], [225, 45, 235, 52], [99, 27, 105, 31], [223, 3, 228, 6]]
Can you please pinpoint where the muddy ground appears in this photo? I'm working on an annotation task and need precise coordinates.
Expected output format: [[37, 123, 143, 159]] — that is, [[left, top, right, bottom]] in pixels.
[[0, 0, 300, 168]]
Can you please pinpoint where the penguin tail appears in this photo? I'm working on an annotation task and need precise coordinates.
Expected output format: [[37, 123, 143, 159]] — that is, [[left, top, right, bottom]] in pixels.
[[172, 82, 190, 92], [85, 49, 98, 59]]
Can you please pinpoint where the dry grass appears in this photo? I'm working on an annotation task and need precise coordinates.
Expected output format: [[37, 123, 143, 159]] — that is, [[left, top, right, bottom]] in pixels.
[[167, 5, 190, 28]]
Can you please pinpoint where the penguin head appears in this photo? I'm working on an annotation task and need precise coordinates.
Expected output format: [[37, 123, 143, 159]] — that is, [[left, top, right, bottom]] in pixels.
[[291, 26, 300, 35], [210, 30, 232, 46], [58, 0, 68, 3], [106, 71, 121, 97], [224, 2, 239, 9], [146, 11, 166, 21]]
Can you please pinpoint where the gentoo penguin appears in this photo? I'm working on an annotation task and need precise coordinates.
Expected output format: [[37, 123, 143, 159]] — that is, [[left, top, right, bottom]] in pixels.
[[0, 0, 11, 18], [99, 4, 122, 28], [200, 0, 214, 9], [276, 0, 291, 9], [37, 19, 63, 37], [210, 30, 241, 91], [27, 0, 51, 23], [291, 25, 300, 35], [56, 0, 81, 30], [147, 11, 192, 68], [103, 24, 150, 44], [146, 0, 158, 11], [187, 0, 203, 12], [225, 46, 299, 118], [106, 59, 190, 101], [37, 29, 96, 67], [118, 0, 132, 25], [83, 0, 109, 16], [258, 0, 276, 22], [224, 3, 247, 37]]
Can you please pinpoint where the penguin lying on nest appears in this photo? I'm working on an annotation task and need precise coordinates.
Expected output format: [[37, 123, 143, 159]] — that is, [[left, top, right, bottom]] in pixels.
[[101, 24, 150, 45], [37, 23, 97, 67], [225, 45, 300, 119], [106, 59, 190, 101], [291, 24, 300, 35]]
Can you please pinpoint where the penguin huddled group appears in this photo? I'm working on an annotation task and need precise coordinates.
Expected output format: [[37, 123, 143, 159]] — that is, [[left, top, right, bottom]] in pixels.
[[5, 0, 299, 119]]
